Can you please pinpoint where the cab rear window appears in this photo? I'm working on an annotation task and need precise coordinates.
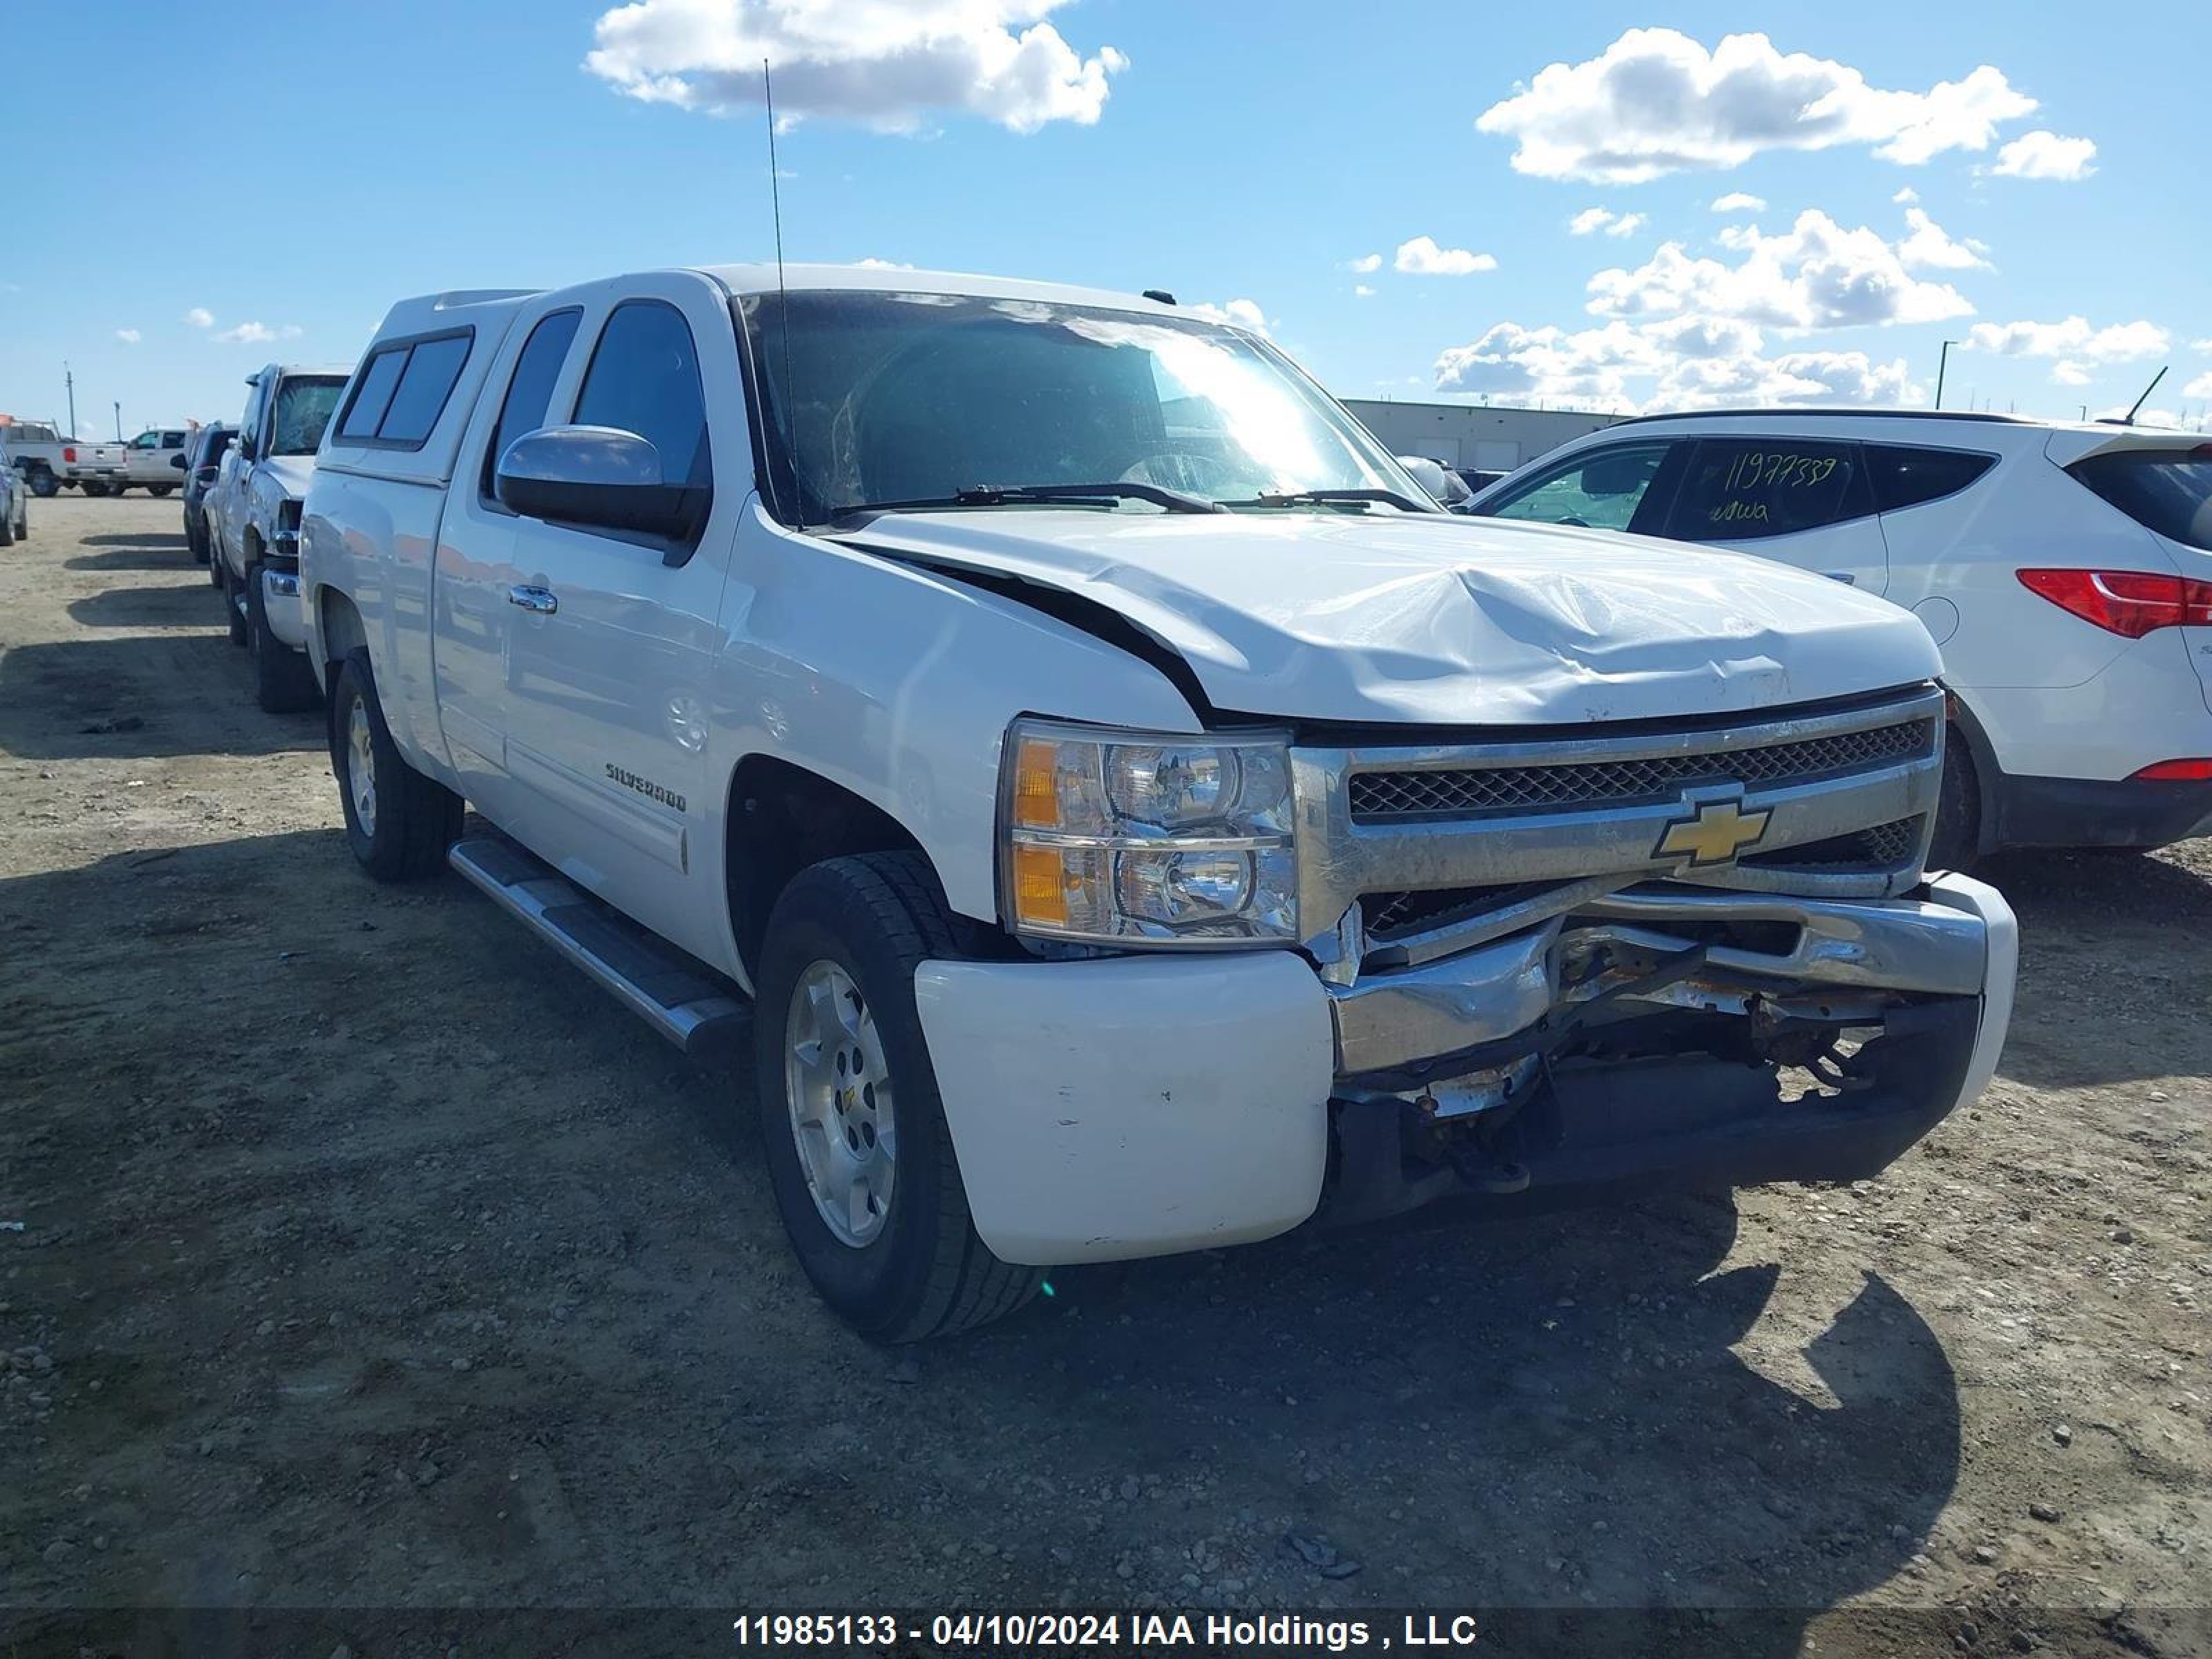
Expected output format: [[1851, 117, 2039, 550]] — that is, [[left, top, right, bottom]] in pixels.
[[2069, 448, 2212, 552], [335, 329, 474, 451]]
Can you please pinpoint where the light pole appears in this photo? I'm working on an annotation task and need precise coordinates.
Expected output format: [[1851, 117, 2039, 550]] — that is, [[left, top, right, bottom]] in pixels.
[[113, 402, 122, 442], [64, 362, 77, 438], [1934, 339, 1959, 410]]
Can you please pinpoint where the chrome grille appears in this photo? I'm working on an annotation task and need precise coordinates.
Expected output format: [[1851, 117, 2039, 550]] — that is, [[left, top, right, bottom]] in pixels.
[[1349, 717, 1935, 823], [1741, 816, 1924, 874]]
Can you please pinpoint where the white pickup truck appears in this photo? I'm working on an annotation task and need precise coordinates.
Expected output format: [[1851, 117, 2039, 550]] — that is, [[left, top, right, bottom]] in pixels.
[[3, 422, 127, 496], [118, 427, 193, 494], [210, 363, 348, 710], [302, 266, 2017, 1342]]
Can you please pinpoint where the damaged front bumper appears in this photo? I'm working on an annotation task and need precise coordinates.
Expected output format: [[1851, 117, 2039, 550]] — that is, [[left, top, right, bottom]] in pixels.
[[1320, 871, 2014, 1227], [912, 873, 2015, 1267]]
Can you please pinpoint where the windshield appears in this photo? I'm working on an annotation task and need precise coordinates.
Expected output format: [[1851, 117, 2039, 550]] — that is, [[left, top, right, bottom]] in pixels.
[[270, 377, 346, 456], [738, 290, 1425, 524]]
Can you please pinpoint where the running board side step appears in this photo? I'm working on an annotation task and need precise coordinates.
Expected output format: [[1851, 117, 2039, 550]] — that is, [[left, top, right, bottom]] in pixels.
[[448, 836, 751, 1056]]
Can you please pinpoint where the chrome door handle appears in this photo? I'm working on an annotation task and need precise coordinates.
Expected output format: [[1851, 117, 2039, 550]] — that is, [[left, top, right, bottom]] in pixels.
[[508, 585, 559, 614]]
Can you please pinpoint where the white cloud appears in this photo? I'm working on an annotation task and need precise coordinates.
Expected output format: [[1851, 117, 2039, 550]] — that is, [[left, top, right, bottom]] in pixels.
[[2051, 361, 2092, 388], [183, 308, 214, 329], [1586, 209, 1974, 330], [214, 321, 303, 345], [1896, 207, 1988, 270], [1394, 235, 1497, 276], [1433, 312, 1915, 413], [1344, 252, 1382, 274], [1353, 284, 1376, 299], [1475, 28, 2036, 183], [1966, 315, 2168, 362], [585, 0, 1127, 133], [1891, 186, 1919, 204], [1571, 207, 1647, 238], [1186, 298, 1268, 335], [114, 328, 141, 344], [1710, 191, 1765, 213], [852, 256, 912, 268], [1991, 130, 2097, 181], [2183, 371, 2212, 399], [2193, 339, 2212, 354]]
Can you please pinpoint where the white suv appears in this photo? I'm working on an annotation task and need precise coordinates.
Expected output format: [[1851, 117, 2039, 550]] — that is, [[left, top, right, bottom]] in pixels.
[[1466, 412, 2212, 864]]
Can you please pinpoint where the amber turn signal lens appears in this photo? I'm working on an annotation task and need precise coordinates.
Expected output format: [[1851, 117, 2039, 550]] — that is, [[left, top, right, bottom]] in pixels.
[[1011, 843, 1071, 926], [1013, 738, 1062, 830]]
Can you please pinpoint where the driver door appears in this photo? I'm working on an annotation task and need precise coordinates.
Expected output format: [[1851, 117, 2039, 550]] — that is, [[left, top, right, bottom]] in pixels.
[[490, 272, 743, 967]]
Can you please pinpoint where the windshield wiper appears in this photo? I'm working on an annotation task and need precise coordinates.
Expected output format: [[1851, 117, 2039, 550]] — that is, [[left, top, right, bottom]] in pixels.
[[1227, 488, 1432, 513], [829, 482, 1226, 521]]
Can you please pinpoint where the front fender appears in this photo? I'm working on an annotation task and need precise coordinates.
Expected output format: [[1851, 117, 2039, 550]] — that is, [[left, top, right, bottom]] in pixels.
[[706, 503, 1203, 935]]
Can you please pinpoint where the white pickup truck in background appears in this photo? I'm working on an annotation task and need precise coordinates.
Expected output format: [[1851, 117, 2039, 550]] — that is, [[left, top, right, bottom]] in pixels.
[[2, 422, 127, 496], [118, 427, 193, 494], [301, 266, 2017, 1342], [209, 363, 348, 711]]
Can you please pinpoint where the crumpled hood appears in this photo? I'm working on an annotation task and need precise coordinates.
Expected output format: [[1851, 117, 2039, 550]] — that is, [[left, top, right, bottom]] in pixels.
[[258, 456, 316, 500], [840, 509, 1941, 726]]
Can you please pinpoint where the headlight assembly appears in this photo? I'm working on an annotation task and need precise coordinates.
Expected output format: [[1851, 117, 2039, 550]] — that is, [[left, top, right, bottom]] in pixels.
[[1000, 720, 1297, 946]]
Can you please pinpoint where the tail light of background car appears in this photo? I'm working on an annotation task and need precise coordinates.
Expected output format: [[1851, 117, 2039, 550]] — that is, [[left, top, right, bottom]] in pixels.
[[2016, 568, 2212, 637]]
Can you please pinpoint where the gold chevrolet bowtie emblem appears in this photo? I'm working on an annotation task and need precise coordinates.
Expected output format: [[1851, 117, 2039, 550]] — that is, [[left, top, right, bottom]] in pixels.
[[1656, 798, 1771, 866]]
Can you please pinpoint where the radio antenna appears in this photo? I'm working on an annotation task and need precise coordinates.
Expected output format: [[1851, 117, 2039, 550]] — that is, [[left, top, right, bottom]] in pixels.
[[763, 58, 803, 529], [2122, 365, 2167, 427]]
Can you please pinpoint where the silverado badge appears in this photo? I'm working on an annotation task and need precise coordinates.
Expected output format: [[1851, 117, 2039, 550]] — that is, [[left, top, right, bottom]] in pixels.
[[1656, 796, 1771, 867]]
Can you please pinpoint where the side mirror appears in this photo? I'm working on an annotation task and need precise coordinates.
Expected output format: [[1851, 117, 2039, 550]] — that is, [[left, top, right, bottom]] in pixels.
[[1394, 456, 1466, 505], [496, 425, 706, 541], [171, 453, 189, 470]]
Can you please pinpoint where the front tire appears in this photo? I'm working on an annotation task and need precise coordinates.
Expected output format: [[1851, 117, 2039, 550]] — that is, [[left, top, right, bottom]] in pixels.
[[328, 650, 462, 881], [246, 568, 321, 713], [26, 467, 59, 498], [754, 852, 1044, 1343], [148, 484, 174, 498], [1927, 725, 1983, 873]]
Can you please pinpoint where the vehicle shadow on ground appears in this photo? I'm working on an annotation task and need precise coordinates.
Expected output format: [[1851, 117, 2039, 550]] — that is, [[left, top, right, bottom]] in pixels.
[[79, 530, 189, 550], [65, 583, 218, 630], [1974, 846, 2212, 1089], [0, 636, 321, 759], [925, 1197, 1960, 1644], [67, 544, 196, 573]]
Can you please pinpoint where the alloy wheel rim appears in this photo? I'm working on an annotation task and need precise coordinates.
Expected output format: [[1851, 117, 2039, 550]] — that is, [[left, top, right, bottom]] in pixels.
[[347, 697, 377, 836], [782, 959, 897, 1248]]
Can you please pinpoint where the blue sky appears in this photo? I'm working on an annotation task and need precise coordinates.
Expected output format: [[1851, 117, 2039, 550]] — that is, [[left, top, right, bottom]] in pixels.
[[7, 1, 2206, 438]]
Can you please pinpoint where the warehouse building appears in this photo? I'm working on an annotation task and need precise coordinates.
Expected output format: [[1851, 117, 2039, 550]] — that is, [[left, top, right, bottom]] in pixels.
[[1342, 398, 1620, 477]]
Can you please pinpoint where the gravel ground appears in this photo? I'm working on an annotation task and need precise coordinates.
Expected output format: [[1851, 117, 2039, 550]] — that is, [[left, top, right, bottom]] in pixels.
[[1, 496, 2208, 1658]]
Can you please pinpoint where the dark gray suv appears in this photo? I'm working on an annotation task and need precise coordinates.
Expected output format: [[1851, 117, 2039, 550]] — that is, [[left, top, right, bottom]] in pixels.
[[179, 422, 236, 565]]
